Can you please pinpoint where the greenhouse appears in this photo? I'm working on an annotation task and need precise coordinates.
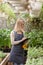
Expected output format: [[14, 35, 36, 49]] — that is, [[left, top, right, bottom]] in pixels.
[[0, 0, 43, 65]]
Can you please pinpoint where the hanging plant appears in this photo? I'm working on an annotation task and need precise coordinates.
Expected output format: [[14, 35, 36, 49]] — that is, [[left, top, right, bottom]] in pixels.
[[0, 3, 16, 25]]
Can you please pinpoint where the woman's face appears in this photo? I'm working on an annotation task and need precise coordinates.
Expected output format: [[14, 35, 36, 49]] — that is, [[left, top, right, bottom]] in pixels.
[[19, 20, 24, 30]]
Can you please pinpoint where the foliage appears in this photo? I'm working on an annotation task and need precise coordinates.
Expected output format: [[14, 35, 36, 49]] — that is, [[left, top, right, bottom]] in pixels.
[[25, 29, 43, 47], [0, 3, 16, 26], [39, 4, 43, 21], [25, 47, 43, 65], [26, 57, 43, 65], [0, 3, 16, 19], [0, 29, 11, 48], [19, 13, 29, 19], [0, 51, 6, 58], [25, 29, 43, 65], [27, 47, 43, 59], [30, 4, 43, 30], [19, 13, 32, 21]]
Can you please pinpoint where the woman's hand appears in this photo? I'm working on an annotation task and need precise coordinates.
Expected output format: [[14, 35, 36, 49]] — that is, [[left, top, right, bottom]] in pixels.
[[22, 37, 27, 41]]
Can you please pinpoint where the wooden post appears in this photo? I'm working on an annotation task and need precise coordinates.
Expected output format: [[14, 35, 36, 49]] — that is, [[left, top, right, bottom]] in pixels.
[[0, 53, 10, 65]]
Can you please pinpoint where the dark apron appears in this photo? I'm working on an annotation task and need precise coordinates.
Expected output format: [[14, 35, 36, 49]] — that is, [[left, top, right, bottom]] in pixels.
[[9, 31, 26, 64]]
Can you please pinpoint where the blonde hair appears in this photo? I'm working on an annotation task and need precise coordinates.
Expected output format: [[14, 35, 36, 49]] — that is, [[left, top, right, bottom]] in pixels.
[[14, 18, 25, 32]]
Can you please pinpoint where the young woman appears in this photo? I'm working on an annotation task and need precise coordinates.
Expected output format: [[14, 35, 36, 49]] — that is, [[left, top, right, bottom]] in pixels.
[[8, 18, 27, 65]]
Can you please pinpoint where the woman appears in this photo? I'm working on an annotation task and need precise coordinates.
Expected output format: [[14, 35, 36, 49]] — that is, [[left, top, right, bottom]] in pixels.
[[8, 18, 27, 65]]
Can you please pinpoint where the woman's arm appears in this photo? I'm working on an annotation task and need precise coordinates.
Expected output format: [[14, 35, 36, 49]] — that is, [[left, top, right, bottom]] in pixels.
[[10, 31, 27, 45]]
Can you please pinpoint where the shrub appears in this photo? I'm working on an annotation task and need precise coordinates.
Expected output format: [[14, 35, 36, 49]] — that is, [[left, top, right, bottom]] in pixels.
[[25, 29, 43, 47], [0, 29, 11, 49], [25, 47, 43, 65]]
